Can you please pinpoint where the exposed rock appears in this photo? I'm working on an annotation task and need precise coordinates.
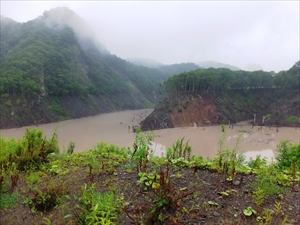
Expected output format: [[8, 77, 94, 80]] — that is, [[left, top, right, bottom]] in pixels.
[[141, 89, 300, 131]]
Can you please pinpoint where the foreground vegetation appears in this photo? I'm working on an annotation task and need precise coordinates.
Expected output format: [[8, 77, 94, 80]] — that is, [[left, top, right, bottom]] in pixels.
[[0, 128, 299, 224]]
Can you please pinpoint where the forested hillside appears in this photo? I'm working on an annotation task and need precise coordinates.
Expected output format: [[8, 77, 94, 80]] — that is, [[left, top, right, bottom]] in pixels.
[[0, 7, 200, 128], [141, 62, 300, 130], [164, 62, 300, 93]]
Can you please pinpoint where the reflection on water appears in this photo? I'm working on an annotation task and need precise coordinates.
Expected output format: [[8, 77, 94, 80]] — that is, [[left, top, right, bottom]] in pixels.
[[151, 142, 166, 157], [1, 109, 299, 161], [242, 149, 275, 163], [151, 123, 299, 160]]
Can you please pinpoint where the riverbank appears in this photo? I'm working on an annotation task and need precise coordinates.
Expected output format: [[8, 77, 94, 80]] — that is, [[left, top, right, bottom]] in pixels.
[[1, 109, 299, 161]]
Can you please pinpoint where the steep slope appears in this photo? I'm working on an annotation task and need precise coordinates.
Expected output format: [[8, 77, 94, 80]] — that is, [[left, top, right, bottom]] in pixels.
[[0, 8, 170, 128], [141, 89, 300, 131], [141, 63, 300, 131]]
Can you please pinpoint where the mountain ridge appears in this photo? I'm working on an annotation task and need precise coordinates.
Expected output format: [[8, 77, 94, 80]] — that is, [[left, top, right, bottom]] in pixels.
[[0, 7, 201, 128]]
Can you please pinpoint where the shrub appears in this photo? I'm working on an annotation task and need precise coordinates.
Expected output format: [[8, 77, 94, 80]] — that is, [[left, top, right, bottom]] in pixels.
[[166, 137, 192, 162], [26, 173, 41, 185], [76, 183, 123, 224], [0, 128, 60, 171], [276, 141, 300, 170], [24, 181, 67, 212], [131, 130, 154, 172], [286, 115, 298, 123], [0, 191, 19, 210]]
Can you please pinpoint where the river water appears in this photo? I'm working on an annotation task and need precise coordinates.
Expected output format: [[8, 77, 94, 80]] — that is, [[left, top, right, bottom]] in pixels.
[[1, 109, 299, 161]]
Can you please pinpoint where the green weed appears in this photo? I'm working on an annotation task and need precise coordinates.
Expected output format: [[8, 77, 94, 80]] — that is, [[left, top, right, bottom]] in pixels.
[[0, 191, 19, 210], [76, 183, 123, 225], [26, 173, 41, 185]]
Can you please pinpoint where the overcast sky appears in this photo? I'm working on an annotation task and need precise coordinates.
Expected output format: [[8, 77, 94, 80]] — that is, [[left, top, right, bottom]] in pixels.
[[1, 1, 299, 72]]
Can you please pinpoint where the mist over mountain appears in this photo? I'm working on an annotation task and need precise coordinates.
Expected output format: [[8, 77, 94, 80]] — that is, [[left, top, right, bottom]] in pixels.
[[1, 7, 198, 128], [42, 7, 108, 54], [1, 7, 297, 129], [197, 61, 241, 71], [157, 63, 200, 76], [126, 58, 164, 68]]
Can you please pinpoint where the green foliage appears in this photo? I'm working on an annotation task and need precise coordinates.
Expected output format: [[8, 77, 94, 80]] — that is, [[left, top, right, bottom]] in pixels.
[[221, 124, 225, 132], [276, 141, 300, 171], [142, 167, 194, 224], [264, 110, 275, 119], [48, 99, 70, 117], [189, 155, 209, 171], [243, 206, 257, 216], [5, 100, 12, 106], [286, 115, 298, 123], [76, 183, 123, 225], [0, 14, 173, 103], [131, 130, 154, 173], [26, 173, 41, 185], [47, 162, 70, 176], [67, 141, 76, 155], [253, 187, 265, 208], [24, 181, 67, 212], [137, 172, 161, 189], [166, 137, 192, 162], [247, 155, 268, 171], [0, 191, 19, 210], [0, 128, 59, 171], [94, 142, 130, 162], [164, 62, 299, 93], [251, 169, 284, 196], [215, 131, 243, 183]]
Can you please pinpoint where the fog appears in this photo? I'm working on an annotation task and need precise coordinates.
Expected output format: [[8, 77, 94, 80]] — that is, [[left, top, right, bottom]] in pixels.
[[1, 1, 299, 72]]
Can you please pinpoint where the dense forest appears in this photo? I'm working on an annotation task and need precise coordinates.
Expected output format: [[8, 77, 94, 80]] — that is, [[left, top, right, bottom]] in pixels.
[[0, 8, 202, 100], [164, 62, 300, 93], [0, 13, 161, 99], [0, 8, 201, 128], [0, 7, 299, 129]]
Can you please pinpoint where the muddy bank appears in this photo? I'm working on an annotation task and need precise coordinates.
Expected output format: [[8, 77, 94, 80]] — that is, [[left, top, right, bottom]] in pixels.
[[141, 90, 300, 131]]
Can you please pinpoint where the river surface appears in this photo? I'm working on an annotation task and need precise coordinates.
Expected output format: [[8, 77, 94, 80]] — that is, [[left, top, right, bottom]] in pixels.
[[1, 109, 299, 161]]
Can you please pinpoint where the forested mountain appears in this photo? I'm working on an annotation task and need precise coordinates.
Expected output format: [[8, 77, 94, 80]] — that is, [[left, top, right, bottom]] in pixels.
[[1, 7, 298, 129], [164, 62, 300, 93], [0, 8, 165, 100], [141, 62, 299, 131], [0, 7, 200, 128]]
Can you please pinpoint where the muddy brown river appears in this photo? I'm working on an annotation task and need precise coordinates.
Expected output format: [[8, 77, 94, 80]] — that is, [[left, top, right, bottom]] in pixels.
[[1, 109, 299, 161]]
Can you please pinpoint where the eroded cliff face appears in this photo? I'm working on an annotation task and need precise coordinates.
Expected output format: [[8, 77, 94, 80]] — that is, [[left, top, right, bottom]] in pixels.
[[140, 93, 219, 131], [168, 95, 217, 127], [141, 89, 300, 131]]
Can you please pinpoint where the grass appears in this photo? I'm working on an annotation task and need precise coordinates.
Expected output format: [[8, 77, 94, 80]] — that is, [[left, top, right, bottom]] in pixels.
[[0, 128, 299, 224], [0, 192, 19, 210]]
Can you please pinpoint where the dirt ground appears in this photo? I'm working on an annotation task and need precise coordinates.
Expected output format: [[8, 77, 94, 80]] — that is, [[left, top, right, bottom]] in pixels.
[[1, 162, 299, 225]]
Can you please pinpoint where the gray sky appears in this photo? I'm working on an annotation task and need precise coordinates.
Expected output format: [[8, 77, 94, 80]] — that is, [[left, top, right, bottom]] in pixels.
[[1, 1, 299, 72]]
